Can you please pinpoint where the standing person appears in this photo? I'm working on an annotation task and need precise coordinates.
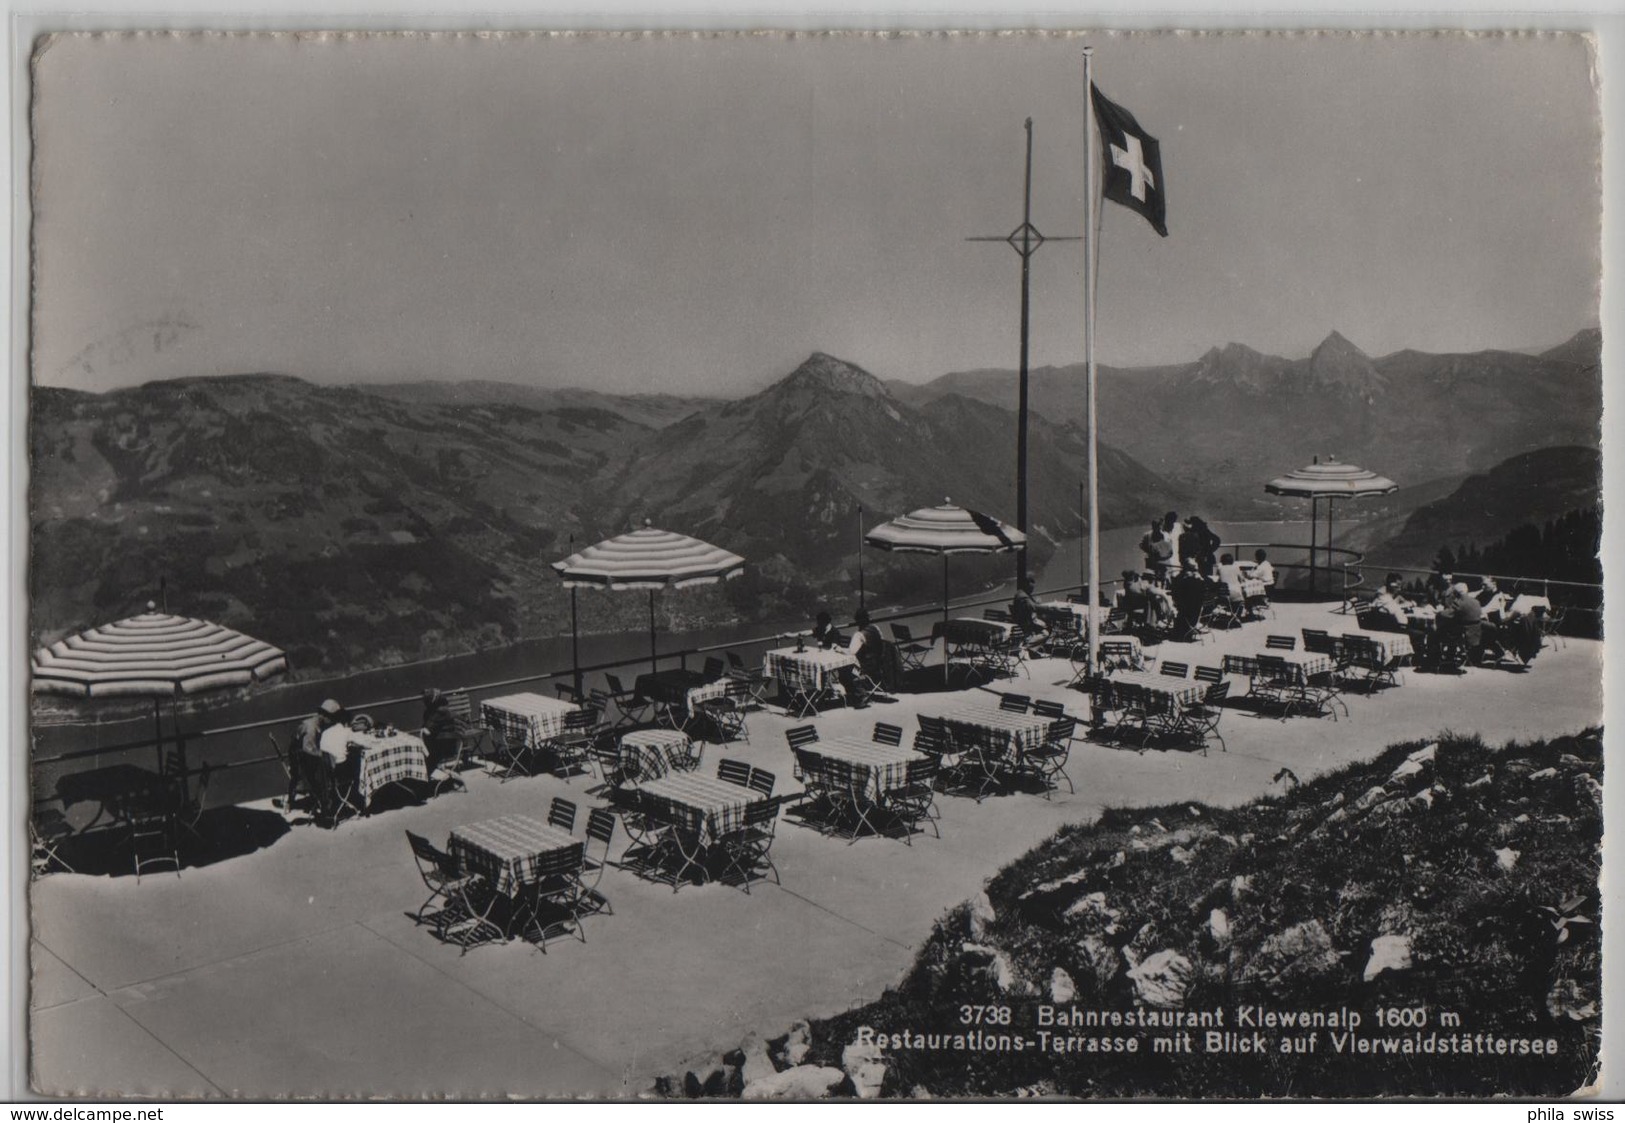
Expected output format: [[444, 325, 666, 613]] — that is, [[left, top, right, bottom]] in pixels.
[[287, 698, 345, 817], [1161, 512, 1184, 573], [1139, 520, 1174, 581], [1181, 516, 1221, 577]]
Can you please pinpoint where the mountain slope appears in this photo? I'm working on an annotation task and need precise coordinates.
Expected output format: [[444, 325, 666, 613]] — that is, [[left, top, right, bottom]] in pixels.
[[908, 329, 1601, 518], [364, 379, 716, 429]]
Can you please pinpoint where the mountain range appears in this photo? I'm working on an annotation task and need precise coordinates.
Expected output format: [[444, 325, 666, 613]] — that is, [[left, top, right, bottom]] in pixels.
[[29, 329, 1600, 679], [891, 328, 1601, 517]]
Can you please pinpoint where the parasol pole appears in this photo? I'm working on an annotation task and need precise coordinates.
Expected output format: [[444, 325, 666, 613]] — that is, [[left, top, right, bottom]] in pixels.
[[942, 554, 952, 686], [858, 506, 866, 612], [569, 534, 582, 698], [1083, 46, 1102, 677], [1309, 495, 1319, 597], [648, 589, 658, 674]]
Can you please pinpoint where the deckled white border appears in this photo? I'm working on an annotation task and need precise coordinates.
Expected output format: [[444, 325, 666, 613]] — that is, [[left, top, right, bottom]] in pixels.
[[4, 11, 1618, 1110]]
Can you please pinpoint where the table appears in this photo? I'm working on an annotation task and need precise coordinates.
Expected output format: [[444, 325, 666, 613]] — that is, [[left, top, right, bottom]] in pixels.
[[808, 736, 925, 802], [619, 729, 700, 783], [637, 773, 765, 847], [1260, 650, 1335, 678], [933, 705, 1051, 763], [482, 693, 581, 751], [56, 764, 178, 833], [1336, 631, 1414, 663], [1508, 594, 1552, 617], [933, 619, 1016, 680], [1104, 670, 1206, 708], [763, 647, 856, 698], [448, 814, 584, 898], [634, 669, 724, 727], [1036, 601, 1110, 633], [323, 729, 430, 806]]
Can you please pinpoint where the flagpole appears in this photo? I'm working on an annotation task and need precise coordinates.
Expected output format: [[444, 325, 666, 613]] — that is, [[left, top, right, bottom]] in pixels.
[[1083, 46, 1101, 678]]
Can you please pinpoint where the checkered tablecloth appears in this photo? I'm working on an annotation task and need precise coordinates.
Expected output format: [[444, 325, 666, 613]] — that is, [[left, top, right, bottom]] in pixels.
[[636, 773, 766, 846], [1036, 602, 1110, 634], [1106, 670, 1206, 707], [1337, 631, 1414, 663], [344, 730, 430, 803], [482, 693, 581, 751], [764, 647, 857, 693], [1509, 595, 1551, 617], [813, 736, 925, 801], [620, 729, 697, 782], [448, 815, 584, 898], [1096, 636, 1146, 670], [1240, 578, 1268, 600], [684, 678, 733, 711], [1263, 651, 1335, 678], [934, 706, 1052, 762]]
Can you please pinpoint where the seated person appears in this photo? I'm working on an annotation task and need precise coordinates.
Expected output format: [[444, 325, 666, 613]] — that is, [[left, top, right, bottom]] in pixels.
[[1370, 574, 1417, 630], [1475, 576, 1511, 620], [1438, 582, 1491, 662], [1167, 570, 1208, 640], [810, 610, 845, 650], [1214, 553, 1248, 611], [421, 688, 461, 768], [1250, 548, 1275, 590], [844, 609, 892, 701], [288, 698, 345, 816], [1010, 574, 1050, 638]]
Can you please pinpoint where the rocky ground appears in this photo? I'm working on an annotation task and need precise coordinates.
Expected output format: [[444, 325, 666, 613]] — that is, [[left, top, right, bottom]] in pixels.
[[651, 728, 1603, 1099]]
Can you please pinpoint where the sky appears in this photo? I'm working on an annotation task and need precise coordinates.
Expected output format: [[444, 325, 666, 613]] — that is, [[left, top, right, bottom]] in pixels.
[[30, 30, 1602, 396]]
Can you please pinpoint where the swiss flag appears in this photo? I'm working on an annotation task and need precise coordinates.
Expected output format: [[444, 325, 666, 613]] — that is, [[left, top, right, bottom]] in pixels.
[[1091, 83, 1167, 237]]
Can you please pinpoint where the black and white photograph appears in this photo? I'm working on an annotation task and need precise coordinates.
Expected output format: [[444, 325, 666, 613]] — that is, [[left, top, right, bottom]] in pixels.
[[22, 28, 1606, 1101]]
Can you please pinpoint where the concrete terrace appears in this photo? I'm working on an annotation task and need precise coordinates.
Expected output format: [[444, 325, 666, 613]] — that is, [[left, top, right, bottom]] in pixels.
[[28, 601, 1604, 1099]]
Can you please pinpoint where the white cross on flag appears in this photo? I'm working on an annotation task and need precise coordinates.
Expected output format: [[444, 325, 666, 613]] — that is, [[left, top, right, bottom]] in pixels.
[[1091, 83, 1168, 237]]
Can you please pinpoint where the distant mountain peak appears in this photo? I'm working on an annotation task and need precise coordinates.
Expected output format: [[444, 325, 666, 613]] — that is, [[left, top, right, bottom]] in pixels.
[[776, 352, 892, 400], [1309, 330, 1383, 395]]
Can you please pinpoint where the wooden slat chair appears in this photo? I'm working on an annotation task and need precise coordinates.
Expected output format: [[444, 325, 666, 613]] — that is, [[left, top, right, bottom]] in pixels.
[[1174, 680, 1230, 755], [548, 797, 578, 834], [696, 678, 752, 745], [983, 607, 1012, 623], [548, 708, 604, 782], [717, 796, 785, 892], [1539, 606, 1568, 651], [998, 692, 1031, 713], [786, 724, 820, 780], [1265, 634, 1298, 651], [1342, 634, 1404, 692], [701, 656, 727, 682], [717, 758, 752, 788], [888, 623, 934, 673], [30, 808, 75, 878], [885, 756, 941, 843], [574, 808, 617, 918], [792, 746, 830, 811], [587, 742, 626, 797], [1098, 638, 1141, 673], [725, 651, 772, 709], [605, 674, 653, 728], [555, 683, 584, 705], [872, 721, 904, 747], [516, 845, 589, 948], [1022, 716, 1077, 797], [164, 750, 212, 845], [1159, 661, 1190, 679], [1031, 698, 1084, 752], [747, 767, 776, 797], [405, 830, 502, 953], [1301, 629, 1354, 684]]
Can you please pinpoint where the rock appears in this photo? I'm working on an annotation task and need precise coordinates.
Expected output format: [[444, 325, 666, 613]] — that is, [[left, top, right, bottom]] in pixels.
[[1353, 785, 1391, 812], [1106, 850, 1127, 869], [741, 1065, 846, 1100], [1495, 847, 1520, 871], [1409, 785, 1443, 811], [1207, 908, 1232, 950], [1465, 771, 1493, 790], [685, 1064, 732, 1099], [841, 1042, 888, 1100], [1239, 833, 1256, 847], [968, 891, 997, 940], [652, 1073, 684, 1098], [1239, 921, 1342, 997], [1031, 867, 1092, 896], [1147, 818, 1166, 832], [1124, 922, 1160, 968], [1501, 759, 1536, 777], [738, 1034, 777, 1089], [1323, 791, 1347, 811], [1186, 805, 1202, 818], [1064, 891, 1121, 930], [962, 942, 1021, 993], [1127, 950, 1194, 1009], [1558, 753, 1588, 769], [1407, 743, 1439, 766], [1363, 934, 1413, 981], [1172, 828, 1196, 846], [1169, 845, 1195, 865], [1050, 967, 1077, 1003], [1528, 767, 1559, 782], [910, 1085, 932, 1099], [783, 1020, 812, 1066], [1514, 813, 1532, 823], [1388, 759, 1425, 785], [1546, 979, 1599, 1022], [1576, 774, 1604, 812], [1077, 934, 1124, 990], [1231, 874, 1253, 901]]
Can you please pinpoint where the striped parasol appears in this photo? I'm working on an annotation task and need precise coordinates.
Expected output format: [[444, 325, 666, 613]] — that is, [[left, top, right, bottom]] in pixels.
[[866, 501, 1026, 682], [32, 604, 288, 775], [1264, 457, 1397, 597], [551, 523, 745, 590], [552, 522, 746, 675], [32, 608, 288, 699]]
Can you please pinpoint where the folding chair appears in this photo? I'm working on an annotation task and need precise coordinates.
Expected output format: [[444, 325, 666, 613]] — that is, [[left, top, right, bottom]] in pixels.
[[605, 674, 653, 728], [587, 742, 626, 796], [998, 692, 1031, 713], [1173, 681, 1229, 755], [166, 752, 212, 845], [717, 797, 784, 893], [1539, 606, 1567, 651], [575, 807, 617, 917], [1265, 635, 1297, 651], [130, 790, 181, 882], [548, 797, 578, 833], [548, 708, 603, 782], [30, 809, 74, 877], [1159, 661, 1190, 679], [781, 663, 839, 719], [888, 623, 933, 673], [405, 830, 501, 952], [555, 683, 584, 705], [983, 607, 1012, 623], [717, 758, 752, 788], [885, 756, 940, 843], [1023, 717, 1077, 797], [701, 656, 727, 682], [490, 726, 537, 782], [1098, 639, 1142, 674], [725, 651, 772, 709], [872, 721, 904, 746], [747, 767, 776, 797], [696, 679, 751, 745], [822, 757, 883, 840], [516, 846, 588, 948], [268, 731, 315, 815]]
